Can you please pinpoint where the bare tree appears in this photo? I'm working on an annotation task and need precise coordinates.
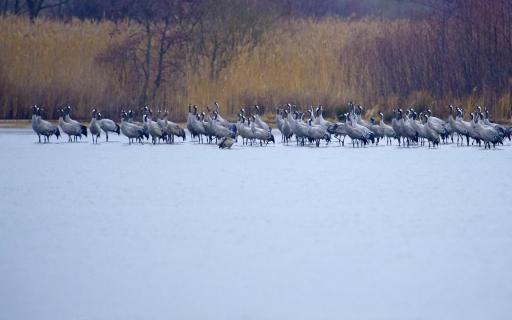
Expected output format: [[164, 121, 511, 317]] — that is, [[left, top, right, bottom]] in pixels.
[[1, 0, 23, 16], [25, 0, 70, 21], [99, 0, 200, 106], [192, 0, 281, 80]]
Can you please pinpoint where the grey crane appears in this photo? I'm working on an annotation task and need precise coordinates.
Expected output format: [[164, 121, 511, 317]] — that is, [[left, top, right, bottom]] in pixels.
[[294, 112, 310, 146], [157, 110, 185, 143], [281, 109, 293, 144], [457, 108, 480, 146], [401, 110, 419, 147], [253, 105, 271, 133], [210, 112, 236, 139], [473, 112, 502, 149], [250, 115, 274, 146], [59, 108, 86, 142], [63, 106, 87, 139], [33, 107, 60, 143], [31, 105, 41, 143], [424, 114, 440, 148], [447, 105, 470, 146], [307, 118, 330, 147], [425, 108, 449, 142], [482, 108, 507, 142], [189, 106, 207, 143], [391, 109, 404, 146], [120, 111, 145, 144], [96, 112, 120, 142], [187, 105, 199, 140], [345, 112, 374, 147], [89, 109, 101, 144], [369, 117, 384, 145], [275, 108, 285, 141], [128, 109, 149, 140], [378, 112, 395, 145], [201, 111, 217, 143], [238, 116, 256, 145], [146, 113, 165, 144]]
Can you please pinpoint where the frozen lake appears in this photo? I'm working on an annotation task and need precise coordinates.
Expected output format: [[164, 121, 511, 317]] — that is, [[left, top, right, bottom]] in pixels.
[[1, 128, 512, 320]]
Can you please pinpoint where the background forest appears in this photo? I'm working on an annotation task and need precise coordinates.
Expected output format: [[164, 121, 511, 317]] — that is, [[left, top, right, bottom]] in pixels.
[[0, 0, 511, 122]]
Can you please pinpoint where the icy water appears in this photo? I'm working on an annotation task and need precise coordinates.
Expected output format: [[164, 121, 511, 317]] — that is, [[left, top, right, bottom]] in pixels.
[[1, 128, 512, 320]]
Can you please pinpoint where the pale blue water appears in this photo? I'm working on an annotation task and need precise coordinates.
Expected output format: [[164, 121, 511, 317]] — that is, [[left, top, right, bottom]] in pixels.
[[1, 128, 512, 320]]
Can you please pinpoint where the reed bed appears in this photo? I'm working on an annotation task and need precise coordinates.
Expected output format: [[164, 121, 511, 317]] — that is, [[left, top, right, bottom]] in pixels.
[[1, 15, 510, 122]]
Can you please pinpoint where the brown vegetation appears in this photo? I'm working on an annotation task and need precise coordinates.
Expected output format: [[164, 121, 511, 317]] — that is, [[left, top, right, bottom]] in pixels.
[[0, 0, 511, 122]]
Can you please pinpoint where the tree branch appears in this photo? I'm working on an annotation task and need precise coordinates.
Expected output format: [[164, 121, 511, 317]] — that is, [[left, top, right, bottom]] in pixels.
[[40, 0, 70, 10]]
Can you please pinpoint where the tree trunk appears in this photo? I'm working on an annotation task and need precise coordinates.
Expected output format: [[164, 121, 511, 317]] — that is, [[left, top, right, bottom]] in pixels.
[[1, 0, 8, 15], [13, 0, 20, 14], [26, 0, 44, 22], [151, 18, 171, 102], [210, 38, 219, 80], [139, 21, 153, 106]]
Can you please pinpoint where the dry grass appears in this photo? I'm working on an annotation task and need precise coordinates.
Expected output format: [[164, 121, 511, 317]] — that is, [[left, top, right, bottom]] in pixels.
[[1, 15, 510, 122], [186, 17, 512, 121], [0, 16, 132, 120]]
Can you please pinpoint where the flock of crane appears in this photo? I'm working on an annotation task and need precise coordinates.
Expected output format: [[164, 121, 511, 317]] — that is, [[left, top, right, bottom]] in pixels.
[[30, 102, 512, 149]]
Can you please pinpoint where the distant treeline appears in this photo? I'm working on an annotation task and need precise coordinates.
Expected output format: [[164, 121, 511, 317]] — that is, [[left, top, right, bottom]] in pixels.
[[0, 0, 511, 122], [0, 0, 424, 21]]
